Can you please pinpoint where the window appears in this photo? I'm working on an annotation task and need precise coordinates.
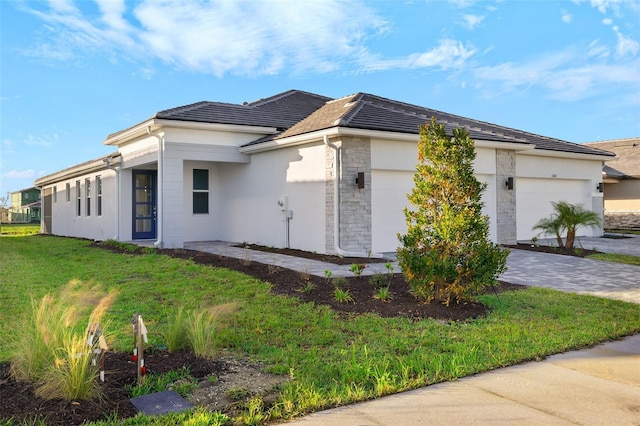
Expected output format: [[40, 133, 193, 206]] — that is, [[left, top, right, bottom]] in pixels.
[[96, 175, 102, 216], [66, 183, 71, 202], [85, 178, 91, 216], [53, 186, 57, 203], [76, 180, 81, 216], [193, 169, 209, 214]]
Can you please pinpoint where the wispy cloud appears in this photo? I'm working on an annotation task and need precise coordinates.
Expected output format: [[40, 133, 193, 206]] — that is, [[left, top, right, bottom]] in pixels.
[[23, 133, 58, 148], [613, 26, 640, 58], [472, 46, 640, 101], [21, 0, 390, 77], [1, 169, 35, 180], [561, 10, 573, 23], [359, 39, 476, 72], [462, 14, 484, 29]]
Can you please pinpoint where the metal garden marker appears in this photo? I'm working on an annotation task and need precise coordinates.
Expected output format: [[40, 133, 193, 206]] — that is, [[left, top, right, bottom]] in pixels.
[[87, 323, 108, 382], [132, 314, 148, 384]]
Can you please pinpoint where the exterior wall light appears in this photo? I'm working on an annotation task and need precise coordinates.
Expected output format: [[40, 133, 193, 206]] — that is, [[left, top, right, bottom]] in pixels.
[[505, 177, 514, 190]]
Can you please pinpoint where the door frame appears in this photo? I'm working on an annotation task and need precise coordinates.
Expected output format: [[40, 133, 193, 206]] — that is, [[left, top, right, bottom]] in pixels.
[[132, 170, 157, 240]]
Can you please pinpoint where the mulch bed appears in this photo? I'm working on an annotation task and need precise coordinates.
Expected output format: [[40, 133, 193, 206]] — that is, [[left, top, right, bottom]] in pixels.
[[505, 243, 600, 257], [0, 351, 223, 426]]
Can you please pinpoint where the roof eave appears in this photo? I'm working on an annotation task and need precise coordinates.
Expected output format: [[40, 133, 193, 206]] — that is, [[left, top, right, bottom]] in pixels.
[[104, 119, 279, 146], [518, 148, 615, 161], [240, 127, 536, 154], [35, 154, 120, 187]]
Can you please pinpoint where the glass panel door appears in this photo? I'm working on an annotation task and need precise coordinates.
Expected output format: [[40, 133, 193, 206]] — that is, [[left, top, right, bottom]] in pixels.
[[132, 170, 157, 240]]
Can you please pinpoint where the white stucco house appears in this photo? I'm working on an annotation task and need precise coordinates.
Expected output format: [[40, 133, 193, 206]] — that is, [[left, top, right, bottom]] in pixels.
[[35, 90, 614, 255]]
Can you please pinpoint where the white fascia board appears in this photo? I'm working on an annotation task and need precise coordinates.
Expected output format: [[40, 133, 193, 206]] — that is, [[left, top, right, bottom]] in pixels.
[[517, 148, 615, 161], [239, 127, 536, 154], [104, 118, 278, 146], [35, 158, 110, 186]]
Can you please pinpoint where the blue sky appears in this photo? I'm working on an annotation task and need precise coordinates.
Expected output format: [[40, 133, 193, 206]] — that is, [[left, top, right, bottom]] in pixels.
[[1, 0, 639, 197]]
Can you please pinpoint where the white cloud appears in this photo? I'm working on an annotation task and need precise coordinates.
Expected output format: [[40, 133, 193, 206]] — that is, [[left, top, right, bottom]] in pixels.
[[562, 12, 573, 23], [22, 0, 390, 77], [614, 29, 640, 58], [358, 39, 476, 72], [23, 134, 58, 148], [602, 18, 613, 24], [462, 14, 484, 29], [472, 47, 640, 101], [2, 169, 35, 179]]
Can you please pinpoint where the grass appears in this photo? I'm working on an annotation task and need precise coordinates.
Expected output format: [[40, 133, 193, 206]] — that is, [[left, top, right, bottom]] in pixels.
[[0, 223, 40, 236], [587, 252, 640, 266], [1, 235, 640, 424]]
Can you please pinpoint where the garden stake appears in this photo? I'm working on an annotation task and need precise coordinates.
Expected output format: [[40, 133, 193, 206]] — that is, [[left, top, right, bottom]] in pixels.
[[133, 314, 148, 384]]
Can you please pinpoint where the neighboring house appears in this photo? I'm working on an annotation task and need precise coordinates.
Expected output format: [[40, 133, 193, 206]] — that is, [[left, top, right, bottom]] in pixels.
[[9, 187, 41, 223], [34, 90, 614, 255], [585, 138, 640, 229]]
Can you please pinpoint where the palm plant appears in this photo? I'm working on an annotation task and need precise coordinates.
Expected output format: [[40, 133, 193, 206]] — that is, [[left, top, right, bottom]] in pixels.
[[533, 201, 601, 249]]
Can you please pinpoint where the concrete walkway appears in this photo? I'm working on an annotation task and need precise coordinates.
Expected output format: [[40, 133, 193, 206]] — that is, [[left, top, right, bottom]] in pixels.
[[182, 236, 640, 425]]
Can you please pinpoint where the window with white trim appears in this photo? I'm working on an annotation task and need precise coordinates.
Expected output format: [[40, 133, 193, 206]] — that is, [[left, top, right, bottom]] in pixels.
[[76, 180, 81, 216], [53, 186, 57, 203], [193, 169, 209, 214], [96, 175, 102, 216], [85, 178, 91, 216], [66, 183, 71, 202]]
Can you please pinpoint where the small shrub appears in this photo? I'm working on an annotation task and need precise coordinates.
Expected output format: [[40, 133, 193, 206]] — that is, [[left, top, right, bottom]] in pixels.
[[299, 268, 311, 282], [333, 288, 354, 304], [350, 263, 366, 277], [189, 303, 238, 359], [368, 273, 388, 288], [373, 286, 393, 303], [9, 281, 116, 401], [299, 281, 316, 293], [324, 269, 333, 285], [331, 276, 348, 288], [164, 306, 190, 352]]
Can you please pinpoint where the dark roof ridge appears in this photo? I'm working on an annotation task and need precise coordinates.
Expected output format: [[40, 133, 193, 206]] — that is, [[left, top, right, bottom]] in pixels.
[[336, 94, 367, 126], [156, 100, 241, 118], [246, 89, 330, 108]]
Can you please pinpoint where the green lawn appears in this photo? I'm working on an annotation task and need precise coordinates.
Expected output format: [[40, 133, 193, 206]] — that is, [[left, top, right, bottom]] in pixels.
[[0, 223, 40, 236], [2, 235, 640, 424]]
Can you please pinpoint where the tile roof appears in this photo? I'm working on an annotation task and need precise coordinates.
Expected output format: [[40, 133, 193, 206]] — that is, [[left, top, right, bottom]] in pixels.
[[585, 138, 640, 177], [110, 89, 615, 158], [155, 90, 331, 129], [243, 93, 615, 157]]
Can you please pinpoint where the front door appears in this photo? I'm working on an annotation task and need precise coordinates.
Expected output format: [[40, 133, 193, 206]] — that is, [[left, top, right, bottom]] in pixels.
[[132, 170, 157, 240]]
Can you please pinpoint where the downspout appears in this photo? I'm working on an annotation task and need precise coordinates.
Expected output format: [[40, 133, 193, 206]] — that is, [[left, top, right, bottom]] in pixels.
[[147, 126, 163, 248], [323, 135, 382, 258], [103, 158, 121, 240]]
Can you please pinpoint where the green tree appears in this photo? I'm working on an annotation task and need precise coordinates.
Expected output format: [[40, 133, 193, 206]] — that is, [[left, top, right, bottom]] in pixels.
[[533, 201, 601, 249], [397, 118, 508, 305]]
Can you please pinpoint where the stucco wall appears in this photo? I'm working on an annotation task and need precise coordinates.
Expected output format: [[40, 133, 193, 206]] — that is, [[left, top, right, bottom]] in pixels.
[[603, 180, 640, 211], [218, 142, 327, 253], [46, 170, 118, 241]]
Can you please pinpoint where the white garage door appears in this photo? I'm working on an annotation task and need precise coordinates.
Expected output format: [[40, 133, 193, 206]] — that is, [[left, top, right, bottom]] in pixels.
[[371, 170, 413, 253], [371, 171, 497, 253], [517, 178, 589, 241]]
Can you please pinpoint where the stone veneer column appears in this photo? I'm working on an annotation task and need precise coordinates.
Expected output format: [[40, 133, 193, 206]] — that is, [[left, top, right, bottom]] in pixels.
[[325, 136, 373, 254], [496, 149, 517, 245]]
